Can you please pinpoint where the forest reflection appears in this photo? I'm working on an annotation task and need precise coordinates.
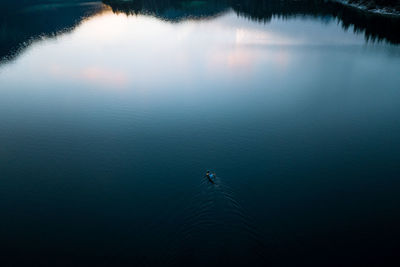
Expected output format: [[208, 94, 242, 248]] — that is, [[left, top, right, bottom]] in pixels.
[[0, 0, 399, 64], [0, 1, 106, 63], [104, 0, 400, 44]]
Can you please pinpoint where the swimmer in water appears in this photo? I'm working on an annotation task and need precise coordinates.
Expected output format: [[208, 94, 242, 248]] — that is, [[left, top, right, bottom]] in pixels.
[[205, 170, 215, 184]]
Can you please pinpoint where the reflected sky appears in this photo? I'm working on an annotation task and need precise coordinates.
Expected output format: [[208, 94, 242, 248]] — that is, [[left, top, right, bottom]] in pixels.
[[1, 9, 399, 138], [1, 0, 400, 66], [1, 6, 400, 267], [1, 9, 397, 92]]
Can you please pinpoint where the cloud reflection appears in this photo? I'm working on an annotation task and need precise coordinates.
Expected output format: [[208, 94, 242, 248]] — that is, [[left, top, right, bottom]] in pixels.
[[49, 64, 128, 88], [81, 66, 128, 87], [1, 9, 395, 95], [235, 28, 299, 46]]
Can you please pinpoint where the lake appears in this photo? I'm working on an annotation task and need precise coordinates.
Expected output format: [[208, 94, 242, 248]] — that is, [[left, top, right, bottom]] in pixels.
[[1, 1, 400, 266]]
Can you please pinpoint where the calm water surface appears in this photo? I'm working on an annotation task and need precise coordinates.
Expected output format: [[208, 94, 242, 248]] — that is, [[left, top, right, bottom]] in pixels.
[[1, 1, 400, 266]]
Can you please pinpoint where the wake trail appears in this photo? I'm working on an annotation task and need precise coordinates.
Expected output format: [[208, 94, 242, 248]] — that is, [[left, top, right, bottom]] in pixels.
[[163, 174, 270, 267]]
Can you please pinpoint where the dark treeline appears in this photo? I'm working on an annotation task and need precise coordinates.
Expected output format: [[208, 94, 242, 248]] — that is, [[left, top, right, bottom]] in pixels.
[[1, 0, 400, 64], [0, 1, 104, 62], [231, 0, 400, 43], [0, 0, 91, 15], [103, 0, 231, 21], [104, 0, 400, 44], [0, 0, 93, 10]]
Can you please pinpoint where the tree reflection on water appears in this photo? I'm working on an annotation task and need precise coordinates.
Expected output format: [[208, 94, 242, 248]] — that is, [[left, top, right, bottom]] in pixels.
[[0, 0, 399, 64]]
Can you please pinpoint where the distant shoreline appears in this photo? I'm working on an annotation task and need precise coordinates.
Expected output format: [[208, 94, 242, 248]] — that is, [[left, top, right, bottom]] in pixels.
[[331, 0, 400, 16]]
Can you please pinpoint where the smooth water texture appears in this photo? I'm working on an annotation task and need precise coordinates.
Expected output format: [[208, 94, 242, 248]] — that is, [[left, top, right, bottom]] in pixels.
[[1, 1, 400, 266]]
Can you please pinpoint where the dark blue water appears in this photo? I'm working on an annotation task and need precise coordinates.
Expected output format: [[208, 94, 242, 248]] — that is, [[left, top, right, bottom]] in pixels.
[[1, 1, 400, 266]]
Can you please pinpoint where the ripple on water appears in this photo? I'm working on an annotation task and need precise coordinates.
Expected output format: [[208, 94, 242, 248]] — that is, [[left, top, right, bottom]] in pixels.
[[159, 175, 269, 267]]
